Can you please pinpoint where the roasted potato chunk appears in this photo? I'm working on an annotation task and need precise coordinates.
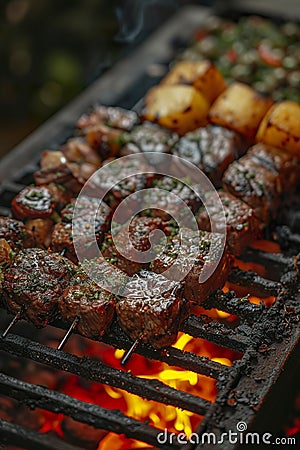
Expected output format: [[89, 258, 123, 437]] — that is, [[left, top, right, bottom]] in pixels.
[[209, 83, 273, 141], [161, 60, 226, 103], [256, 101, 300, 157], [143, 85, 209, 135]]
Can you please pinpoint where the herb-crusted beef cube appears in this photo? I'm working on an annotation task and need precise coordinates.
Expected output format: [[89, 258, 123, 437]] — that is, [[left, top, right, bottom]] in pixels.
[[59, 272, 116, 339], [197, 191, 261, 255], [117, 270, 186, 348], [152, 230, 231, 304], [77, 105, 138, 132], [0, 216, 35, 250], [12, 186, 57, 220], [3, 248, 75, 327]]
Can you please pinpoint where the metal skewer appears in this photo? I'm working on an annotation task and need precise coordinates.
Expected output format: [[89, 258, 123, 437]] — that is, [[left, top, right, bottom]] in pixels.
[[57, 316, 80, 351], [2, 307, 25, 338], [121, 333, 144, 366]]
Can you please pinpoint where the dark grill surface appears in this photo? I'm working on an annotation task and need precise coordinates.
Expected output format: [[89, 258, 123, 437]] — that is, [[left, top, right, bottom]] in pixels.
[[0, 5, 300, 450]]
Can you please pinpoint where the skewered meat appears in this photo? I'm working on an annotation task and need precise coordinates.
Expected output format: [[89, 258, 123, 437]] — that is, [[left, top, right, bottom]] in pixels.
[[77, 105, 138, 132], [61, 138, 102, 166], [116, 270, 187, 348], [101, 216, 170, 275], [173, 125, 243, 187], [0, 216, 35, 250], [222, 143, 299, 223], [25, 218, 54, 248], [51, 196, 112, 263], [141, 176, 202, 221], [151, 230, 231, 304], [59, 270, 116, 339], [197, 191, 261, 255], [11, 186, 57, 220], [121, 122, 178, 156], [3, 248, 76, 327]]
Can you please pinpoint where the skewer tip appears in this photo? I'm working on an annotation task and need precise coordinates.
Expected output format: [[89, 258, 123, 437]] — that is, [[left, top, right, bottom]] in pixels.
[[121, 333, 144, 366], [57, 316, 80, 351], [2, 308, 24, 338]]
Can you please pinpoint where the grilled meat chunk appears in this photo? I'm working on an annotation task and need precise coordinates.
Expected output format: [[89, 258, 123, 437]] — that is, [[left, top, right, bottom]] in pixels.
[[152, 230, 231, 304], [3, 248, 75, 327], [247, 143, 300, 192], [51, 197, 111, 263], [102, 216, 170, 275], [0, 239, 14, 265], [197, 191, 261, 255], [117, 270, 186, 348], [77, 105, 138, 132], [40, 150, 67, 169], [0, 216, 35, 250], [59, 272, 116, 339], [222, 153, 281, 223], [121, 122, 178, 156], [25, 218, 54, 248], [12, 186, 57, 220], [141, 176, 202, 221], [61, 138, 102, 166], [173, 125, 242, 187]]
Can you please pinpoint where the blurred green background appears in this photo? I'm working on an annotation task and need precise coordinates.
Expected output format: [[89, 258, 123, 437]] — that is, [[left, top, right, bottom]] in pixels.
[[1, 0, 208, 156]]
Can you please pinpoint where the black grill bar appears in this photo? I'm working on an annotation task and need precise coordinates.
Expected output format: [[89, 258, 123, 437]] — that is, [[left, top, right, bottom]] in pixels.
[[103, 323, 227, 378], [227, 267, 279, 297], [275, 225, 300, 251], [202, 290, 265, 321], [182, 315, 248, 353], [0, 419, 81, 450], [0, 373, 181, 450], [0, 333, 211, 416], [242, 248, 293, 271]]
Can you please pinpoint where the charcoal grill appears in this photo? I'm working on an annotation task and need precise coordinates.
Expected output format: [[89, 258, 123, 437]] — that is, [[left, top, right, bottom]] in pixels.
[[0, 5, 300, 450]]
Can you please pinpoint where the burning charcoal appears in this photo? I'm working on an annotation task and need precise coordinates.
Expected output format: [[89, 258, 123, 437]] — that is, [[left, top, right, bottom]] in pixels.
[[102, 216, 170, 275], [3, 248, 76, 327], [173, 125, 243, 187], [62, 417, 108, 450], [197, 191, 261, 255], [11, 186, 57, 220], [151, 230, 231, 304], [77, 104, 138, 132], [121, 121, 178, 156], [117, 270, 187, 348], [0, 216, 35, 250], [59, 271, 116, 339], [51, 196, 111, 263]]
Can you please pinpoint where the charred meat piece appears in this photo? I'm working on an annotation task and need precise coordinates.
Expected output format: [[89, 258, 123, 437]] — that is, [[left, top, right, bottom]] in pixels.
[[101, 216, 170, 275], [0, 239, 14, 265], [222, 154, 282, 224], [152, 230, 231, 304], [84, 124, 129, 160], [61, 137, 102, 167], [12, 186, 56, 220], [121, 122, 178, 156], [77, 105, 138, 132], [25, 218, 54, 248], [141, 176, 202, 221], [173, 125, 243, 187], [3, 248, 75, 327], [51, 197, 111, 263], [59, 271, 116, 339], [97, 156, 154, 210], [40, 150, 67, 170], [0, 216, 35, 250], [247, 143, 300, 192], [197, 191, 261, 255], [117, 270, 186, 348]]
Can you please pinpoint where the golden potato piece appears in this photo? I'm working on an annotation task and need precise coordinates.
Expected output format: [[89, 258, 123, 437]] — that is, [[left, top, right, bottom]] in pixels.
[[161, 60, 226, 103], [208, 83, 273, 141], [256, 101, 300, 157], [143, 85, 209, 135]]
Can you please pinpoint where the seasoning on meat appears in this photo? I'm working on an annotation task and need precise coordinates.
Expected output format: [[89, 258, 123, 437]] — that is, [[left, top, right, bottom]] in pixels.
[[77, 105, 139, 132], [11, 186, 57, 220], [197, 191, 261, 255], [117, 270, 187, 348], [3, 248, 76, 327], [59, 270, 116, 339], [151, 230, 231, 304], [0, 216, 35, 250]]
